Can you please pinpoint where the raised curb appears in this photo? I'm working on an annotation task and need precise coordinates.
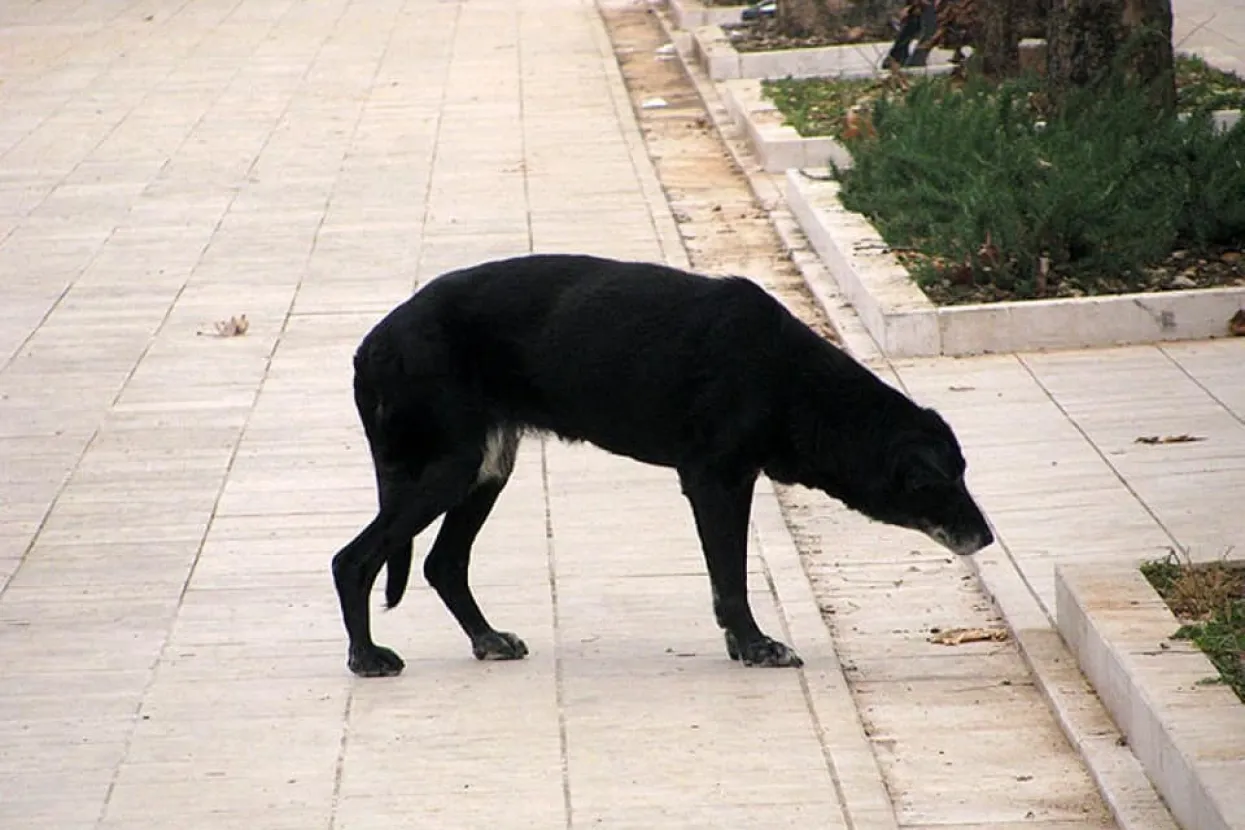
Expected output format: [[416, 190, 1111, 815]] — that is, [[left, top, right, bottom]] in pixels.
[[786, 169, 1245, 357], [1057, 564, 1245, 830], [691, 23, 956, 81], [720, 79, 851, 172], [666, 0, 746, 30]]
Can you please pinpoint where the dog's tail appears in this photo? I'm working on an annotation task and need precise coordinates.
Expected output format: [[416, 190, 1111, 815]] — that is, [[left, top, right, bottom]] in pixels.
[[385, 549, 412, 610], [353, 344, 416, 612]]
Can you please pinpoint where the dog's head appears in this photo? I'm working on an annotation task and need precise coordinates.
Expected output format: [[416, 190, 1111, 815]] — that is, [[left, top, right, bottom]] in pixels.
[[861, 408, 994, 556], [793, 401, 993, 557]]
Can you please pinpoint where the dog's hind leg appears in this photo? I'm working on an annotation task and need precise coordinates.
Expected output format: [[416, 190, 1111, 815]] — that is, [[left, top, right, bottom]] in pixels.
[[332, 452, 482, 678], [424, 427, 527, 661], [679, 469, 803, 668]]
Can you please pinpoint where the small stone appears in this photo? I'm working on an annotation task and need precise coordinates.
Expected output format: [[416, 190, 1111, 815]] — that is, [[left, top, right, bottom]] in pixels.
[[1170, 274, 1197, 289], [1222, 251, 1242, 265]]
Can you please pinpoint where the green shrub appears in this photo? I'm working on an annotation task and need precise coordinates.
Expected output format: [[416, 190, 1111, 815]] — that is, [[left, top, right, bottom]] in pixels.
[[1176, 112, 1245, 246], [1177, 53, 1245, 112], [836, 74, 1245, 300]]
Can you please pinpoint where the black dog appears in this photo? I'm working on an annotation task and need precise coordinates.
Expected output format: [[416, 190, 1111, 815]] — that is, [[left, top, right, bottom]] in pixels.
[[332, 254, 993, 677]]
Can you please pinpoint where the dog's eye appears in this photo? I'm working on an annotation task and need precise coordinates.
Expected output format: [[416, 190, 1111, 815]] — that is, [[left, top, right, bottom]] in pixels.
[[903, 446, 955, 492], [903, 469, 939, 492]]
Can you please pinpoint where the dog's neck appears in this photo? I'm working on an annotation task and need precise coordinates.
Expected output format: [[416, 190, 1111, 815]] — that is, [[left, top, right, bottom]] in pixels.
[[766, 339, 912, 508]]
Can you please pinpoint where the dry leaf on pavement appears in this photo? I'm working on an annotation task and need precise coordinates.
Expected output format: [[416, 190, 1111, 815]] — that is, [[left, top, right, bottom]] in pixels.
[[198, 315, 249, 337], [1134, 434, 1205, 445], [928, 627, 1009, 645], [1230, 309, 1245, 336]]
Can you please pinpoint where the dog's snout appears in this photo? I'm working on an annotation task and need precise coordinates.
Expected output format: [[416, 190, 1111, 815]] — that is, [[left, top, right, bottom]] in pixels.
[[952, 529, 993, 556], [926, 504, 994, 556]]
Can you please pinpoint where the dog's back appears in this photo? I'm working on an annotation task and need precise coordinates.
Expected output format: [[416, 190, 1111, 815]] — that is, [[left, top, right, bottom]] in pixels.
[[354, 254, 810, 468]]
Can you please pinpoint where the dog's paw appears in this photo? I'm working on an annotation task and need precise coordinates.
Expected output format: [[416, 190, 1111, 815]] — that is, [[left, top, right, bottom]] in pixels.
[[348, 644, 406, 677], [733, 635, 803, 668], [471, 630, 529, 661]]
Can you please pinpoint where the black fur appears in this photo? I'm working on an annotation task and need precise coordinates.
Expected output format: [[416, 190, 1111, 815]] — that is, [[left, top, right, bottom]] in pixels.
[[331, 254, 993, 677]]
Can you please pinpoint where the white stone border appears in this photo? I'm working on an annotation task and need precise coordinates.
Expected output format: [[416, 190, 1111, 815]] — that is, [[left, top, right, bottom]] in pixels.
[[717, 44, 1041, 174], [785, 169, 1245, 357], [720, 79, 852, 172], [667, 0, 747, 30], [691, 24, 959, 81], [739, 94, 1241, 178], [1056, 564, 1245, 830]]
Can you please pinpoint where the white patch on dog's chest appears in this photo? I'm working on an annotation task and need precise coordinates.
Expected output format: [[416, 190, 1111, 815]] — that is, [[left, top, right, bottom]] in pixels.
[[477, 426, 520, 483]]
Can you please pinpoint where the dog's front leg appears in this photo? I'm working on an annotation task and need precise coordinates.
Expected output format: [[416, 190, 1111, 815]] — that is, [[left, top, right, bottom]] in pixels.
[[678, 469, 803, 668]]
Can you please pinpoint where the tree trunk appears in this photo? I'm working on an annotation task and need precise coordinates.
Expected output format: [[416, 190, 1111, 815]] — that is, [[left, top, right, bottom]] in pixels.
[[1123, 0, 1176, 111], [776, 0, 849, 38], [980, 0, 1020, 78], [1046, 0, 1124, 96], [1046, 0, 1174, 110]]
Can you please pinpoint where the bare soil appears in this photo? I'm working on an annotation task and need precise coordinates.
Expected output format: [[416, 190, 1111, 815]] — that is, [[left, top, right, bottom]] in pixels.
[[914, 246, 1245, 306], [724, 17, 895, 53], [602, 4, 838, 342]]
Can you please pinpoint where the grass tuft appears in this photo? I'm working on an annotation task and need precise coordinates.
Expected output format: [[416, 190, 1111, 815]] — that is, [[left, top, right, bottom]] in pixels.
[[1142, 550, 1245, 704]]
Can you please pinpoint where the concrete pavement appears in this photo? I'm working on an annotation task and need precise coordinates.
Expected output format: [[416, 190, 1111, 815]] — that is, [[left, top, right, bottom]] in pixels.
[[0, 1, 1242, 829], [1174, 0, 1245, 74]]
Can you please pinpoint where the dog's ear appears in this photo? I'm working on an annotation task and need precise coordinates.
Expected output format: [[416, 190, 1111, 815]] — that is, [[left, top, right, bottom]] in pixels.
[[903, 443, 955, 490]]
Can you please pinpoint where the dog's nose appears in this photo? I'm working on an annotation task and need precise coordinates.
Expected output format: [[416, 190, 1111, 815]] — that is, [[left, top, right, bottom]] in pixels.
[[954, 528, 994, 556]]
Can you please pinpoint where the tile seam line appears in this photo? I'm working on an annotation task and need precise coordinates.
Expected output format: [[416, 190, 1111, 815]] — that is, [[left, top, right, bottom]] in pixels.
[[87, 1, 364, 824], [1156, 343, 1245, 429], [518, 0, 535, 256], [541, 436, 574, 830], [753, 508, 859, 830], [409, 0, 466, 289], [282, 1, 427, 824], [0, 0, 284, 599], [1014, 352, 1187, 554], [0, 0, 235, 373]]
